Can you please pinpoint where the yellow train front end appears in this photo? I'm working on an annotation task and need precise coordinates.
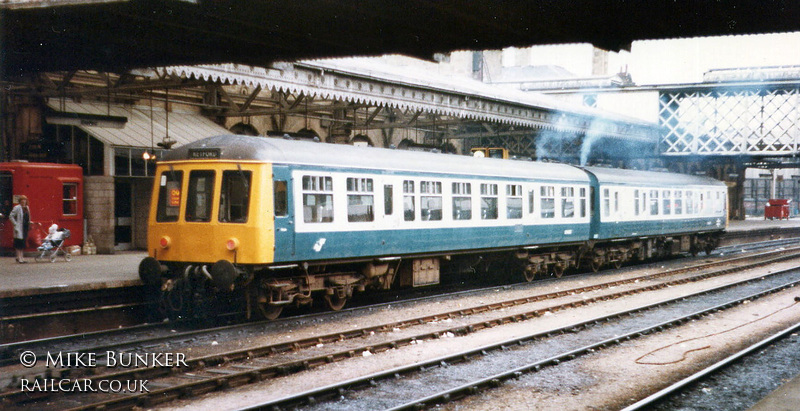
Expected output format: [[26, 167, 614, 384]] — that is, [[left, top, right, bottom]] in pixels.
[[139, 159, 276, 295]]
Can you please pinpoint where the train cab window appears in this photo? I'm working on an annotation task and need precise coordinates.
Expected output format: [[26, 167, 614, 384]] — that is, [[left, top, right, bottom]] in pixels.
[[156, 170, 183, 222], [302, 176, 334, 223], [650, 190, 659, 216], [346, 177, 374, 222], [579, 187, 587, 218], [540, 186, 555, 218], [602, 188, 610, 217], [384, 185, 393, 216], [420, 181, 442, 221], [561, 187, 575, 218], [403, 180, 415, 221], [506, 184, 522, 219], [674, 191, 683, 215], [186, 170, 215, 222], [219, 170, 251, 223], [480, 183, 498, 220], [274, 180, 288, 217], [452, 182, 472, 220], [63, 183, 78, 216], [662, 190, 672, 215]]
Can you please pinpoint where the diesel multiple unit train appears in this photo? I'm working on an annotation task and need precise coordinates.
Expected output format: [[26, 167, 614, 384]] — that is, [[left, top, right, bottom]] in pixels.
[[139, 135, 728, 320]]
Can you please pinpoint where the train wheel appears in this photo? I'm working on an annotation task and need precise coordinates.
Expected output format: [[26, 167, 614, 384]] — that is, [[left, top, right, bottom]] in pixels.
[[590, 259, 601, 273], [257, 302, 283, 320], [523, 268, 536, 282], [553, 263, 565, 278], [324, 293, 348, 311], [612, 259, 622, 269]]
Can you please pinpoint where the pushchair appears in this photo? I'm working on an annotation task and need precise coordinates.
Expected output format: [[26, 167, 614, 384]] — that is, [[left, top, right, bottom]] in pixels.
[[36, 224, 72, 263]]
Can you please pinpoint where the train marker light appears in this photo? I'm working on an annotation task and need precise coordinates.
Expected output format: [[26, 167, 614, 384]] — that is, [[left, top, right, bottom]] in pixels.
[[226, 238, 240, 251], [159, 236, 171, 249]]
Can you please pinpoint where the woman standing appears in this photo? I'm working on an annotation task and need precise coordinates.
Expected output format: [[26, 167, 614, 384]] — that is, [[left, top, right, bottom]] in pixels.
[[9, 195, 31, 263]]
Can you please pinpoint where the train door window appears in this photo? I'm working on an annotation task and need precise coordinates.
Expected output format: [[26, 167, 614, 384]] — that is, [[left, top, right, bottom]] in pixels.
[[614, 191, 619, 215], [480, 183, 498, 220], [561, 187, 575, 218], [641, 190, 648, 217], [674, 191, 683, 215], [686, 191, 694, 214], [384, 185, 393, 216], [579, 187, 587, 218], [186, 170, 215, 222], [62, 182, 78, 216], [302, 175, 334, 223], [452, 182, 472, 220], [602, 188, 610, 217], [634, 190, 640, 216], [403, 180, 415, 221], [346, 177, 374, 222], [528, 188, 535, 215], [662, 190, 672, 215], [540, 186, 555, 218], [700, 192, 707, 214], [420, 181, 442, 221], [156, 170, 183, 222], [650, 190, 659, 216], [274, 180, 288, 217], [506, 184, 522, 219], [219, 170, 251, 223]]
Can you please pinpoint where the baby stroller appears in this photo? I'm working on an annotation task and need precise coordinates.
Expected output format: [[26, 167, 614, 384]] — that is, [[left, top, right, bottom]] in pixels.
[[36, 224, 72, 263]]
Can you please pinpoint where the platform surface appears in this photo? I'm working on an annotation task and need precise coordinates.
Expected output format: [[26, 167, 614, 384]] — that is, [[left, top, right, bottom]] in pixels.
[[3, 218, 800, 298]]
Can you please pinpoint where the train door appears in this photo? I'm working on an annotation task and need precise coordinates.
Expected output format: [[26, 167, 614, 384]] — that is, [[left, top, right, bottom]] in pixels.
[[272, 165, 295, 259]]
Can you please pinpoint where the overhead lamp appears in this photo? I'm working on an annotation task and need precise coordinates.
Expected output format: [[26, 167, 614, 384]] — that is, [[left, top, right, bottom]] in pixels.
[[46, 112, 128, 129]]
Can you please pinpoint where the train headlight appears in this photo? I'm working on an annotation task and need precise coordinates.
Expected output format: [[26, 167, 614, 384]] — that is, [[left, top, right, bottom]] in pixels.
[[159, 236, 171, 249], [226, 237, 240, 251]]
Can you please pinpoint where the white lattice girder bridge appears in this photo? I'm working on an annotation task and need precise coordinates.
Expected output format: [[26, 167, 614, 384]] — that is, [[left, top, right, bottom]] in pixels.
[[660, 86, 800, 155]]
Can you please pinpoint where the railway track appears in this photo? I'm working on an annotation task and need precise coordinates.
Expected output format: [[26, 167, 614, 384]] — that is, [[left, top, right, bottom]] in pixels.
[[4, 241, 800, 409]]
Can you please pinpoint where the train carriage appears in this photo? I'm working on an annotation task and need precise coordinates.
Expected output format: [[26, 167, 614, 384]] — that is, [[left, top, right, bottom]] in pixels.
[[139, 135, 727, 320]]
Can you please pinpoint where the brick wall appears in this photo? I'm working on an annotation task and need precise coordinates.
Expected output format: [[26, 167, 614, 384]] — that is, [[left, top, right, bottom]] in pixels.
[[84, 176, 115, 254]]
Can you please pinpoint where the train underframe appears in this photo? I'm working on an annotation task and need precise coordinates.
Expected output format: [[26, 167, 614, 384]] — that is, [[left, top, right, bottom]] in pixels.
[[140, 231, 722, 322]]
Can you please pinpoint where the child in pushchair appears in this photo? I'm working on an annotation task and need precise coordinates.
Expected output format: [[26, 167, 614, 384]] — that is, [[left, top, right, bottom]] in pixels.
[[36, 224, 72, 262]]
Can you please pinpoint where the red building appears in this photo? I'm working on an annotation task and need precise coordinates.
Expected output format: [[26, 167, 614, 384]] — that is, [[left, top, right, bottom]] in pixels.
[[0, 162, 83, 252]]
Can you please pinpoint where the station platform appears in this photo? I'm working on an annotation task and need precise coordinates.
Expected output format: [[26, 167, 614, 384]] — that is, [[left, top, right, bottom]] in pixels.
[[4, 218, 800, 299]]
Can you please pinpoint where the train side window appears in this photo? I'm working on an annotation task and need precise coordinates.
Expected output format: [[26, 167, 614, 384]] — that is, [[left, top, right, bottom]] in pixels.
[[614, 191, 619, 214], [634, 189, 640, 216], [186, 170, 215, 222], [63, 182, 78, 216], [420, 181, 442, 221], [662, 190, 672, 215], [561, 187, 575, 218], [302, 175, 334, 223], [274, 180, 288, 217], [674, 191, 683, 215], [506, 184, 522, 219], [384, 185, 393, 216], [686, 191, 694, 214], [346, 177, 374, 222], [480, 183, 498, 220], [579, 187, 587, 218], [540, 186, 555, 218], [650, 190, 659, 215], [602, 188, 610, 217], [528, 188, 535, 215], [156, 170, 183, 222], [641, 190, 648, 216], [403, 180, 415, 221], [452, 182, 472, 220], [219, 170, 251, 223]]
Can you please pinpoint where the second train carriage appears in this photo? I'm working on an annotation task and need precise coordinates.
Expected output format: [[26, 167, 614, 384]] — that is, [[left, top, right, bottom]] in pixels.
[[139, 135, 727, 319]]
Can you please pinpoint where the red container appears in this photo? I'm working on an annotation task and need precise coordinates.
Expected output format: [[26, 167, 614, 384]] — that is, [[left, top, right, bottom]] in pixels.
[[0, 162, 84, 251], [765, 198, 791, 220]]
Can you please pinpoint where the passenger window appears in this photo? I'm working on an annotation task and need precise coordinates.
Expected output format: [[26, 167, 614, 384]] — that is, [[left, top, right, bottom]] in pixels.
[[674, 191, 683, 215], [561, 187, 575, 218], [156, 170, 183, 222], [452, 182, 472, 220], [602, 188, 610, 218], [219, 170, 251, 223], [63, 183, 78, 216], [662, 190, 672, 215], [650, 190, 659, 215], [506, 184, 522, 219], [347, 177, 374, 222], [540, 186, 555, 219], [480, 183, 498, 220], [420, 181, 442, 221], [302, 175, 334, 223], [403, 180, 415, 221], [686, 191, 694, 214], [274, 180, 288, 217], [384, 185, 393, 216], [186, 170, 215, 222]]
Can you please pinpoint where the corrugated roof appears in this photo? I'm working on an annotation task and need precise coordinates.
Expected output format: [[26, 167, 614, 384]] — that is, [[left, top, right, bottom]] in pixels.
[[45, 100, 229, 148]]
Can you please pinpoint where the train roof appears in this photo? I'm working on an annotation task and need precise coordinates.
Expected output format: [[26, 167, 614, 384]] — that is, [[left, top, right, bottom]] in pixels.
[[164, 135, 590, 182], [583, 166, 726, 188]]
